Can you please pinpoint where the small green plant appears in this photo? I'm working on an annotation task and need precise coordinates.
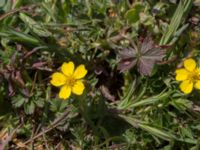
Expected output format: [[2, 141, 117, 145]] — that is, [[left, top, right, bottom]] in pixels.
[[0, 0, 200, 149]]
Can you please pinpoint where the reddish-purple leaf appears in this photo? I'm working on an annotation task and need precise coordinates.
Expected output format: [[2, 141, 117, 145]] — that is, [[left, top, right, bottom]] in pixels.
[[118, 37, 166, 76], [137, 58, 155, 76], [140, 37, 155, 54], [118, 58, 137, 72], [118, 48, 137, 72], [119, 48, 137, 59]]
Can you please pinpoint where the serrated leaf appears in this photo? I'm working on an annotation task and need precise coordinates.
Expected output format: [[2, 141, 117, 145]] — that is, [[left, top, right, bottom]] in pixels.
[[138, 37, 166, 75], [34, 98, 44, 108], [24, 101, 35, 114], [118, 48, 137, 72], [180, 127, 194, 139], [50, 99, 68, 112], [118, 37, 166, 76], [12, 95, 26, 108]]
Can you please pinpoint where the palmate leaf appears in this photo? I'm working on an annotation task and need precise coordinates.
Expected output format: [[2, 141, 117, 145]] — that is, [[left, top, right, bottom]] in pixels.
[[118, 37, 166, 76], [118, 48, 137, 72], [138, 37, 166, 75]]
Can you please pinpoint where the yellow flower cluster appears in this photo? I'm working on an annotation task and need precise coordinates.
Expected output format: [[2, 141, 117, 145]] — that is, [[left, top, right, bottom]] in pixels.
[[176, 58, 200, 94], [50, 61, 87, 100]]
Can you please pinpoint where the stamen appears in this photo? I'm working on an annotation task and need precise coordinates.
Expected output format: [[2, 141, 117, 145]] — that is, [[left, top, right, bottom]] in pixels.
[[189, 71, 200, 81], [66, 76, 76, 87]]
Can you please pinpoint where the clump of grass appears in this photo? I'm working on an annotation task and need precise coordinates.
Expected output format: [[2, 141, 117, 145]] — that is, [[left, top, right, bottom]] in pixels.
[[0, 0, 200, 149]]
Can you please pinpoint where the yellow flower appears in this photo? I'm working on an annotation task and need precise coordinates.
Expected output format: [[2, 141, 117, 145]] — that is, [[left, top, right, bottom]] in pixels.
[[50, 61, 87, 100], [175, 58, 200, 94]]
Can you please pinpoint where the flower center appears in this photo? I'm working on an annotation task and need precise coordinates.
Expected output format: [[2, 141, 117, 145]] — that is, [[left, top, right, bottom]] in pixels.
[[66, 76, 76, 87], [189, 71, 200, 81]]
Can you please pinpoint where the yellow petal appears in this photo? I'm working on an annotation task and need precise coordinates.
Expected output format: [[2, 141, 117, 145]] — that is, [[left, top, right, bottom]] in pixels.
[[175, 69, 188, 81], [73, 64, 87, 79], [61, 61, 74, 76], [196, 68, 200, 75], [50, 72, 66, 87], [72, 80, 85, 95], [180, 80, 193, 94], [195, 80, 200, 89], [184, 58, 196, 72], [59, 85, 71, 99]]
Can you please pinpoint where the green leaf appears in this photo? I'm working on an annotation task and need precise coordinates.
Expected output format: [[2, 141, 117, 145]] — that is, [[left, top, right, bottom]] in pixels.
[[119, 115, 176, 141], [170, 98, 193, 111], [50, 99, 69, 112], [19, 13, 52, 37], [129, 90, 172, 108], [125, 3, 144, 23], [180, 127, 194, 139], [34, 98, 45, 108], [139, 124, 176, 141], [160, 0, 192, 45], [0, 0, 6, 7], [0, 28, 41, 45], [12, 95, 26, 108], [117, 77, 137, 109], [24, 101, 35, 114]]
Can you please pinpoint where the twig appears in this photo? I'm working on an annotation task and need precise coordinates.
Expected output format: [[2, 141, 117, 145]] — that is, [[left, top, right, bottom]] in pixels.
[[122, 34, 138, 52], [0, 4, 36, 21], [24, 108, 71, 145], [0, 124, 22, 150], [23, 46, 48, 60], [30, 71, 38, 95], [109, 26, 130, 43], [126, 0, 132, 8], [42, 129, 50, 150], [100, 85, 115, 102], [30, 125, 36, 150]]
